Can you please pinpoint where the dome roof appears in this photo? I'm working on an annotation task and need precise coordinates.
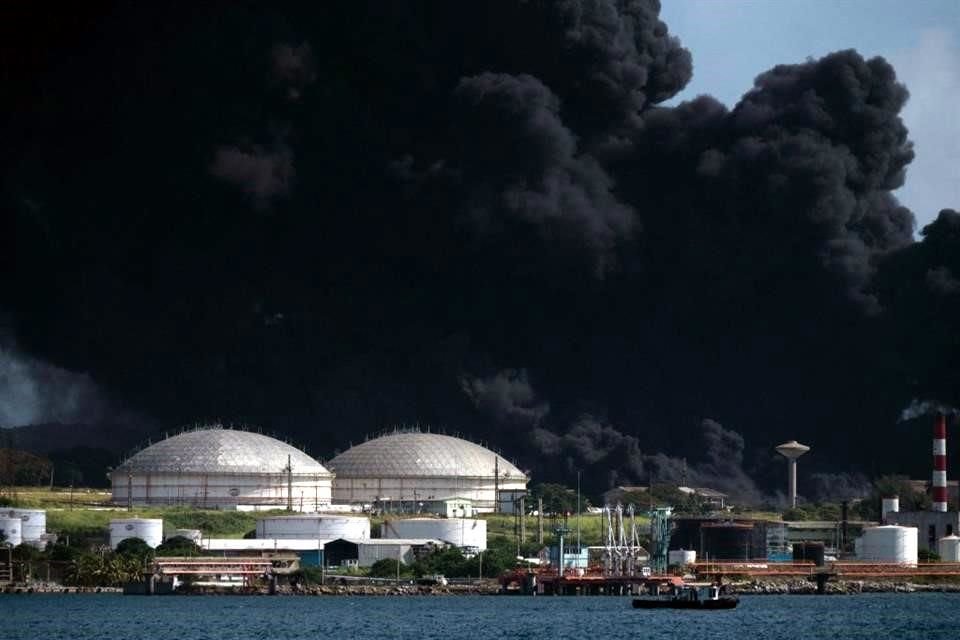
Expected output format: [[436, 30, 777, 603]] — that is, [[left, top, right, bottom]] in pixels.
[[116, 428, 331, 475], [327, 431, 525, 479]]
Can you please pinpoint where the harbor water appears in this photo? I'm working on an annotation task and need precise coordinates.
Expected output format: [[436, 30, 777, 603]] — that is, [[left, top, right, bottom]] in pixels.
[[6, 593, 960, 639]]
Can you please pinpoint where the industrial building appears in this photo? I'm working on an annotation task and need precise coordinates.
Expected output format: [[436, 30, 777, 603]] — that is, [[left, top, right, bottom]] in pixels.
[[669, 517, 769, 560], [883, 414, 960, 552], [327, 430, 527, 513], [322, 537, 449, 567], [885, 506, 958, 551], [110, 426, 334, 510]]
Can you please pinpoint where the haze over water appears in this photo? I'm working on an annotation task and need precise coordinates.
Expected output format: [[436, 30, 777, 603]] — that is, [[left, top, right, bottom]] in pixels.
[[8, 593, 960, 639]]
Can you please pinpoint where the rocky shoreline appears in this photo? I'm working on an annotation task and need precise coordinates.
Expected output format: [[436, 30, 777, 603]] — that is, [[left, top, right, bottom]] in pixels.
[[6, 579, 960, 596], [729, 579, 960, 595]]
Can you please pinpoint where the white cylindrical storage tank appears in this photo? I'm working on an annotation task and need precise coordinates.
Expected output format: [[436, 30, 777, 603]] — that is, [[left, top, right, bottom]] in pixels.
[[0, 517, 23, 547], [5, 509, 46, 542], [859, 525, 917, 566], [381, 518, 487, 551], [938, 535, 960, 562], [172, 529, 203, 544], [256, 515, 370, 541], [110, 518, 164, 549], [668, 549, 696, 566], [854, 536, 863, 558], [881, 496, 899, 523]]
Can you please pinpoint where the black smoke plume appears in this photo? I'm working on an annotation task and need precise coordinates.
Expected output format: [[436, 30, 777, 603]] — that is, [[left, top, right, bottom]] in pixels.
[[4, 2, 958, 491]]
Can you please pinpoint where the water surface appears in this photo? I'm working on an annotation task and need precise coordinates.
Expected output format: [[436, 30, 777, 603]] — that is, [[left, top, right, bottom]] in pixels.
[[7, 593, 960, 639]]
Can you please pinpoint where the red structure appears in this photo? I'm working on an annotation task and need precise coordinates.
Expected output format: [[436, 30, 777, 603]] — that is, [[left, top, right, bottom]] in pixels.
[[933, 414, 948, 512]]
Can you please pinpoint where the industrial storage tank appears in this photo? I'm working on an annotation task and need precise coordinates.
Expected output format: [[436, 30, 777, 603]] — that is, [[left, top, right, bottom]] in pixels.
[[881, 496, 899, 523], [256, 514, 370, 541], [327, 429, 527, 513], [381, 518, 487, 551], [858, 525, 918, 566], [668, 549, 696, 566], [0, 517, 23, 547], [793, 541, 826, 566], [172, 529, 203, 544], [699, 523, 754, 560], [110, 425, 334, 510], [110, 518, 164, 549], [4, 509, 46, 542], [939, 535, 960, 562]]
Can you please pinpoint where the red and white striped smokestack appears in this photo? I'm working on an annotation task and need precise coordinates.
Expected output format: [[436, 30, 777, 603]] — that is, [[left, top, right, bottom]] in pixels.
[[933, 413, 948, 512]]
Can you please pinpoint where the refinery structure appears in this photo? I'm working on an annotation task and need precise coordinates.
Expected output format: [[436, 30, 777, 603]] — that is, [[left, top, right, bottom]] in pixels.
[[8, 414, 960, 594]]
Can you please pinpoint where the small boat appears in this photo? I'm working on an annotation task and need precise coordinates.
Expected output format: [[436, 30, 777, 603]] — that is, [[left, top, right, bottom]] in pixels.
[[632, 583, 738, 610]]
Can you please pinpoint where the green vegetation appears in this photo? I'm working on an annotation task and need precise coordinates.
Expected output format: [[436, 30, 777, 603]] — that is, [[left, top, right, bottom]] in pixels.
[[154, 536, 202, 557], [528, 483, 582, 514], [918, 548, 941, 563], [368, 558, 406, 578], [781, 503, 844, 521], [481, 511, 617, 548], [855, 475, 930, 520], [0, 486, 114, 509]]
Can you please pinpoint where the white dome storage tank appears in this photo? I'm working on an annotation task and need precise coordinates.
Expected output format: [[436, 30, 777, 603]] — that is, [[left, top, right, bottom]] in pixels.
[[0, 517, 23, 547], [859, 525, 918, 566], [5, 509, 46, 542], [668, 549, 696, 566], [110, 518, 164, 549], [327, 430, 528, 513], [939, 535, 960, 562], [381, 518, 487, 551], [256, 514, 370, 540], [110, 426, 334, 511]]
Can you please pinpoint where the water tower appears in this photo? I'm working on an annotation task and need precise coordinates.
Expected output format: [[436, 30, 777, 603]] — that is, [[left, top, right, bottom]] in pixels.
[[776, 440, 810, 508]]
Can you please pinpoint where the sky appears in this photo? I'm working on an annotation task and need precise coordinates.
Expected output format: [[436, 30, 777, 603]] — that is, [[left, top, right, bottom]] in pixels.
[[661, 0, 960, 231], [3, 3, 959, 496]]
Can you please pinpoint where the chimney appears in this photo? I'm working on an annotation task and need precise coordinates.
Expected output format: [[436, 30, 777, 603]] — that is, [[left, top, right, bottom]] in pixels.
[[933, 414, 948, 512], [881, 495, 899, 523]]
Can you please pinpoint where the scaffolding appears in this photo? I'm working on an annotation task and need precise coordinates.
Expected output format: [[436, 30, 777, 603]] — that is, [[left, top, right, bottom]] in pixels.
[[601, 504, 647, 576]]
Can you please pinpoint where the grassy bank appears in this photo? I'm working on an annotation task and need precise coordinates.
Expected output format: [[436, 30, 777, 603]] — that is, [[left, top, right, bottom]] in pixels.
[[5, 486, 781, 547], [2, 487, 286, 540]]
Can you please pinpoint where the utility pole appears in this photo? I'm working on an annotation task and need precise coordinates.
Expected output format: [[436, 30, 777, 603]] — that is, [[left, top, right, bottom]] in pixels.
[[520, 496, 526, 544], [493, 457, 499, 513], [538, 497, 544, 544], [576, 470, 581, 554], [286, 455, 293, 512]]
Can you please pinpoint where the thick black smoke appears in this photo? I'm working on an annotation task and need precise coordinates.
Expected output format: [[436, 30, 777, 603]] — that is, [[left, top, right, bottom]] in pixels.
[[4, 2, 958, 493]]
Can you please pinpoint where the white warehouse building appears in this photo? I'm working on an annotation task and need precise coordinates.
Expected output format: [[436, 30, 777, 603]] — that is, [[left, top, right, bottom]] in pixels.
[[327, 430, 527, 513], [110, 426, 334, 510]]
